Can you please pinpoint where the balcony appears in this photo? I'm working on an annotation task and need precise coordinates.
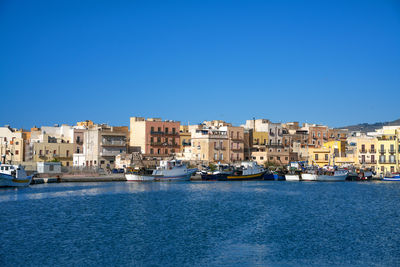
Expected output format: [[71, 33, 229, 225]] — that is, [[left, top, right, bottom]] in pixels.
[[150, 142, 179, 148], [359, 149, 367, 154], [231, 148, 244, 152], [214, 146, 226, 151], [182, 142, 191, 146], [369, 149, 376, 153], [231, 138, 244, 142], [164, 132, 179, 136], [102, 140, 126, 146], [388, 149, 396, 154], [267, 143, 284, 148], [379, 149, 386, 154], [150, 131, 164, 135]]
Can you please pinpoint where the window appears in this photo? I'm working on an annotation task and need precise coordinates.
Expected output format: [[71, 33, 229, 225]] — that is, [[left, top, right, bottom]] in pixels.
[[150, 148, 154, 154], [165, 149, 168, 154], [16, 141, 19, 145], [165, 127, 169, 134], [171, 149, 175, 153], [15, 150, 19, 155], [260, 156, 264, 160], [77, 148, 80, 153], [66, 162, 69, 166], [214, 153, 218, 160], [270, 157, 273, 160], [49, 165, 54, 171], [285, 157, 288, 160], [66, 150, 69, 157], [151, 127, 154, 132], [172, 128, 176, 134], [53, 150, 57, 155], [151, 137, 154, 143], [46, 150, 49, 155], [157, 149, 161, 154], [157, 127, 161, 132], [315, 154, 319, 160], [277, 156, 280, 161], [101, 160, 105, 164], [325, 154, 328, 160]]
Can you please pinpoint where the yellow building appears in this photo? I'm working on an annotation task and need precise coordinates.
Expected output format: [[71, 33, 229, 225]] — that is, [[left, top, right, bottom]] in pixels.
[[251, 131, 269, 164], [376, 128, 400, 175], [308, 141, 351, 167], [32, 135, 74, 166], [354, 136, 377, 170], [77, 120, 94, 127], [179, 126, 191, 153]]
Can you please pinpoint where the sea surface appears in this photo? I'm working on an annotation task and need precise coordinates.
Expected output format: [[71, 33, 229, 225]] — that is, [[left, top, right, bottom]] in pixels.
[[1, 181, 400, 266]]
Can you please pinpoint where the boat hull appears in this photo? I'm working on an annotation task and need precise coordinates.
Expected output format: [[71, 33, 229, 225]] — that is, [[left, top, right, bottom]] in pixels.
[[317, 175, 347, 182], [221, 171, 266, 181], [273, 174, 285, 181], [155, 173, 193, 181], [383, 176, 400, 181], [125, 174, 155, 181], [285, 174, 300, 181], [201, 173, 229, 181], [301, 173, 318, 181], [263, 173, 275, 180], [0, 174, 32, 187]]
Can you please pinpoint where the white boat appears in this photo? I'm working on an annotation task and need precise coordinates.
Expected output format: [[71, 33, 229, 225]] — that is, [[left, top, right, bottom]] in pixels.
[[285, 174, 300, 181], [126, 160, 196, 182], [317, 170, 348, 182], [301, 173, 318, 181], [0, 164, 32, 187], [125, 168, 155, 181], [383, 173, 400, 181]]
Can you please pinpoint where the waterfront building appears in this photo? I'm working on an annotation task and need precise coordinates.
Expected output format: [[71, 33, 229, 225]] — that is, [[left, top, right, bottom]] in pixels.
[[0, 126, 25, 164], [30, 125, 75, 166], [376, 127, 400, 175], [76, 124, 128, 169], [303, 124, 329, 148], [189, 120, 244, 164], [308, 141, 350, 167], [179, 125, 191, 152], [352, 135, 377, 170], [130, 117, 180, 157]]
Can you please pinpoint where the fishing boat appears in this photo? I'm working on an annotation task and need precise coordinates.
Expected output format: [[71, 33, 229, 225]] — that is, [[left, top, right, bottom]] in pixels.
[[383, 173, 400, 181], [200, 164, 233, 181], [125, 167, 155, 181], [263, 170, 275, 180], [125, 160, 196, 182], [219, 161, 266, 181], [0, 164, 32, 187], [153, 160, 196, 181], [316, 167, 348, 182], [285, 173, 300, 181], [301, 167, 318, 181]]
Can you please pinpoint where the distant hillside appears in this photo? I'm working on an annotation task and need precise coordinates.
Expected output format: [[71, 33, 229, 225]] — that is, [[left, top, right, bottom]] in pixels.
[[339, 118, 400, 133]]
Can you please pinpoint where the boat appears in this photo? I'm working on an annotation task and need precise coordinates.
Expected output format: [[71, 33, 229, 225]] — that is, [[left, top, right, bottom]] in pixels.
[[285, 174, 300, 181], [125, 160, 196, 182], [301, 167, 318, 181], [263, 170, 275, 180], [200, 164, 233, 181], [125, 167, 155, 181], [153, 160, 196, 181], [218, 161, 266, 181], [0, 164, 32, 187], [383, 173, 400, 181], [316, 167, 348, 182]]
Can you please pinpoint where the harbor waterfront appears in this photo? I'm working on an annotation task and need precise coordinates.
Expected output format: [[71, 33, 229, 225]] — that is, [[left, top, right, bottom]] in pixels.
[[1, 181, 400, 266]]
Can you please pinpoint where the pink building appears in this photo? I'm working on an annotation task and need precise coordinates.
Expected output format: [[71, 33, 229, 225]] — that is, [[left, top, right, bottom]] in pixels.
[[130, 117, 180, 157]]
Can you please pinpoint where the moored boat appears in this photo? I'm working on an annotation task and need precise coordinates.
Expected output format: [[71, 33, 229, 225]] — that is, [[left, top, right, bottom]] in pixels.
[[383, 173, 400, 181], [125, 168, 155, 181], [200, 164, 233, 181], [301, 173, 318, 181], [285, 174, 300, 181], [0, 164, 32, 187], [220, 161, 266, 181], [317, 169, 348, 182], [125, 160, 196, 182]]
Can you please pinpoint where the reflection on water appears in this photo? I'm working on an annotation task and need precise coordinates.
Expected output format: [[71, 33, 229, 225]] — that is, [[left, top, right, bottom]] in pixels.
[[1, 181, 400, 266]]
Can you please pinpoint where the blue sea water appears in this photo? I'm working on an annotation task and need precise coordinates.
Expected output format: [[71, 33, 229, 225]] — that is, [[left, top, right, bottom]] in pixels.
[[1, 181, 400, 266]]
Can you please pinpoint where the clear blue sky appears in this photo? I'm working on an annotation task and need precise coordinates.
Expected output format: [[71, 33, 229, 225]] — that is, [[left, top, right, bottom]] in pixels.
[[1, 0, 399, 129]]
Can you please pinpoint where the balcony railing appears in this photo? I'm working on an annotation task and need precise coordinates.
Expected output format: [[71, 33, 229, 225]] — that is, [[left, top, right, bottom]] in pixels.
[[164, 132, 179, 136], [150, 131, 164, 135], [369, 149, 376, 153], [231, 138, 243, 142], [379, 149, 386, 153], [102, 140, 126, 146], [214, 146, 226, 151], [388, 149, 396, 154], [267, 143, 284, 148], [359, 149, 367, 153], [231, 148, 244, 152], [150, 142, 179, 148], [182, 142, 191, 146]]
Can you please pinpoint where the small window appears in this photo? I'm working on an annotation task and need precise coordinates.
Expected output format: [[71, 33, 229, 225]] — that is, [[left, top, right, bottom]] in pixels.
[[15, 150, 19, 155]]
